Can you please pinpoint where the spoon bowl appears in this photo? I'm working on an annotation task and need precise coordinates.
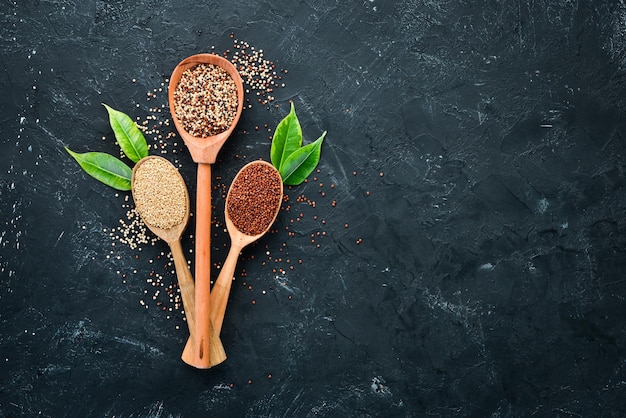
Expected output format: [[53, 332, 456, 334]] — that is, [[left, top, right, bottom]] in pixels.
[[168, 53, 244, 164], [131, 155, 226, 368], [131, 156, 190, 246], [168, 53, 244, 368]]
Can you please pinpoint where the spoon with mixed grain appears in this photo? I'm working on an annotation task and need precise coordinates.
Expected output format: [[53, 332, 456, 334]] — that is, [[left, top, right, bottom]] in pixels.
[[168, 54, 244, 369], [131, 155, 226, 368]]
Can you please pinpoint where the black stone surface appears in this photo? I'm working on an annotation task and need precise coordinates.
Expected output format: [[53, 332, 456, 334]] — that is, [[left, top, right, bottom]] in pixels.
[[2, 1, 626, 416]]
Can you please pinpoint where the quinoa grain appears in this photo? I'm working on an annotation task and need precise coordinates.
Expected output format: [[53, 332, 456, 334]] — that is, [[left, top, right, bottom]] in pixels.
[[173, 63, 238, 137], [133, 158, 187, 230], [227, 162, 282, 236]]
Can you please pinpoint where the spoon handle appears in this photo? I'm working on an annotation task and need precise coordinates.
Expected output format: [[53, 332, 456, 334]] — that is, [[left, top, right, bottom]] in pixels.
[[193, 162, 217, 368], [169, 239, 196, 337], [211, 242, 244, 335], [181, 242, 241, 360], [170, 238, 226, 368]]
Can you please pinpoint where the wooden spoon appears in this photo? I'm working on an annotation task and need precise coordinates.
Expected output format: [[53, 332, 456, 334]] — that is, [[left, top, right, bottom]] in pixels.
[[211, 160, 283, 335], [131, 155, 226, 368], [168, 54, 244, 368]]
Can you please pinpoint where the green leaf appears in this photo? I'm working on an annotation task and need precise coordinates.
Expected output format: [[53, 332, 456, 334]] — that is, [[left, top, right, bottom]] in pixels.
[[280, 131, 326, 186], [270, 102, 302, 171], [65, 147, 132, 191], [102, 103, 148, 163]]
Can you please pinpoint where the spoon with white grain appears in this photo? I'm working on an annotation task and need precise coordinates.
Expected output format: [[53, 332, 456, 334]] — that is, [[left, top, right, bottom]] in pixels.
[[131, 155, 226, 368]]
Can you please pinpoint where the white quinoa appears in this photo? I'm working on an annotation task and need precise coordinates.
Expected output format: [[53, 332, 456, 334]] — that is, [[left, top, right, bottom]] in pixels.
[[133, 158, 187, 230]]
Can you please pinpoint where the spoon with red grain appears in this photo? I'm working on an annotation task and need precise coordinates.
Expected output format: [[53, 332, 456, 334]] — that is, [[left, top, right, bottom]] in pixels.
[[210, 160, 283, 334], [180, 160, 282, 359]]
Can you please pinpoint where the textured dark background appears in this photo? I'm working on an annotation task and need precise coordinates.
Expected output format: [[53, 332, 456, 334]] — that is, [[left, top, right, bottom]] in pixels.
[[2, 1, 626, 416]]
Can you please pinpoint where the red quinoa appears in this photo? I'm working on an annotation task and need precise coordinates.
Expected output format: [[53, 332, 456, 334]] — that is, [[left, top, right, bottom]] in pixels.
[[227, 162, 282, 236]]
